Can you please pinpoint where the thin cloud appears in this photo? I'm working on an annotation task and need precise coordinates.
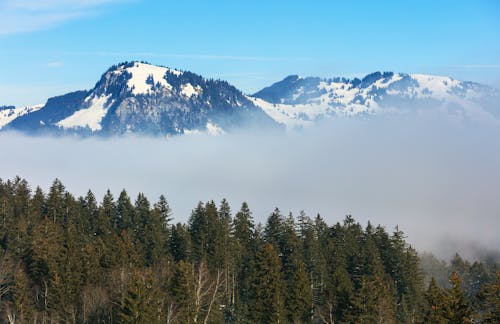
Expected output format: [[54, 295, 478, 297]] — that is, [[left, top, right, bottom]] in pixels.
[[454, 64, 500, 69], [44, 61, 64, 68], [8, 0, 126, 10], [0, 0, 133, 36], [54, 50, 312, 62]]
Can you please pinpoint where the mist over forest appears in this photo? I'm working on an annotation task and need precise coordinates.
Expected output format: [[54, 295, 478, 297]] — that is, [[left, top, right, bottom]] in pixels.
[[1, 116, 499, 260]]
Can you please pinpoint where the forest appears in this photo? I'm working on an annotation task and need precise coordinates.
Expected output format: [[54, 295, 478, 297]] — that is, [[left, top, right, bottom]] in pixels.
[[0, 177, 498, 323]]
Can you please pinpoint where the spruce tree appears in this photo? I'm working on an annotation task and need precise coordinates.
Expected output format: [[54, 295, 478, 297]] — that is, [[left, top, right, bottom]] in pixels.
[[249, 243, 284, 324], [169, 223, 190, 262], [445, 272, 473, 323], [118, 269, 163, 323], [170, 260, 196, 323], [477, 271, 500, 323], [188, 202, 208, 263], [424, 277, 447, 323], [117, 190, 134, 232], [232, 202, 255, 323]]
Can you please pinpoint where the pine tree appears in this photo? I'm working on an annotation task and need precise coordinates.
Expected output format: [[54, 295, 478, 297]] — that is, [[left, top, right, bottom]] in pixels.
[[81, 190, 99, 236], [118, 269, 164, 323], [444, 272, 473, 323], [477, 271, 500, 323], [97, 190, 115, 237], [217, 199, 235, 320], [188, 202, 208, 263], [263, 208, 284, 250], [46, 179, 66, 224], [233, 202, 254, 251], [249, 243, 285, 324], [279, 212, 312, 323], [30, 186, 46, 221], [96, 190, 118, 269], [11, 266, 36, 322], [232, 202, 255, 322], [169, 223, 190, 262], [424, 277, 447, 323], [117, 190, 134, 232], [204, 200, 223, 272], [170, 260, 196, 323], [298, 211, 327, 321], [134, 193, 151, 245], [143, 195, 171, 265]]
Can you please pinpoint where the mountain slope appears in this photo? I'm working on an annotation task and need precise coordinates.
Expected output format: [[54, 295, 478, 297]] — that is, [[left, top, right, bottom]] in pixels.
[[3, 61, 279, 136], [0, 104, 44, 129], [1, 65, 498, 135], [251, 72, 500, 129]]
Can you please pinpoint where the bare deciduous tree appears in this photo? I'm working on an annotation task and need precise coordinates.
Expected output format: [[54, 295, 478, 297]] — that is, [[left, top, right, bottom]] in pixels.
[[192, 262, 225, 323]]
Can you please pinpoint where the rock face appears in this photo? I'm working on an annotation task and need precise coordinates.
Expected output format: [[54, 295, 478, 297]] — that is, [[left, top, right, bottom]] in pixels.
[[1, 63, 499, 135]]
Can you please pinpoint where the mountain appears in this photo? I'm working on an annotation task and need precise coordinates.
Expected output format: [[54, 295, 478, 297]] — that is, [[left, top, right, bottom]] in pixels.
[[3, 61, 279, 136], [1, 64, 499, 135], [0, 104, 44, 129], [250, 72, 500, 129]]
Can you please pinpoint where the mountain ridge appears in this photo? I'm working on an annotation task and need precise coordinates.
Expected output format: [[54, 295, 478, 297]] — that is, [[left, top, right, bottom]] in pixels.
[[1, 62, 498, 135], [4, 61, 279, 136], [251, 71, 499, 129]]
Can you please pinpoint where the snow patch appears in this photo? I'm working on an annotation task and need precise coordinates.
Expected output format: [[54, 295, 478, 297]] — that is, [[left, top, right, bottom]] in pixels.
[[114, 62, 183, 95], [183, 128, 201, 135], [181, 83, 201, 98], [57, 95, 111, 131], [248, 96, 315, 130], [411, 74, 461, 99], [206, 122, 224, 135], [0, 104, 44, 129]]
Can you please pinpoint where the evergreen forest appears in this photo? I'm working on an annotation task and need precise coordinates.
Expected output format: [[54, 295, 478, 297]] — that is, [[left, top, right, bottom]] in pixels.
[[0, 177, 498, 323]]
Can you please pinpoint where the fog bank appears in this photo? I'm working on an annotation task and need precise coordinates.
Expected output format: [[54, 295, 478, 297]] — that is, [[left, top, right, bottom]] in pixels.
[[1, 118, 499, 260]]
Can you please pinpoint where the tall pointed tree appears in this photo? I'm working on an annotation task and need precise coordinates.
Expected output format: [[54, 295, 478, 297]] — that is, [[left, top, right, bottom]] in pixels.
[[249, 243, 285, 324]]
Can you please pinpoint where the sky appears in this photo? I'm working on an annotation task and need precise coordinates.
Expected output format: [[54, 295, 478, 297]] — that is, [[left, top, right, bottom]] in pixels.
[[0, 0, 499, 107]]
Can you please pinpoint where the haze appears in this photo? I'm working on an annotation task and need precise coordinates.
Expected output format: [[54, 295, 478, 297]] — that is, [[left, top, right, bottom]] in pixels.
[[1, 117, 499, 260]]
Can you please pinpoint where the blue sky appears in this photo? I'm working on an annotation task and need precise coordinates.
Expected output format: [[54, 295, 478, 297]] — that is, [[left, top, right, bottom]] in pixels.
[[0, 0, 499, 106]]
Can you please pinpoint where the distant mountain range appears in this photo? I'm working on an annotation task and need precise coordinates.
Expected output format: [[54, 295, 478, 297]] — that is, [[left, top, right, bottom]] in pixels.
[[1, 62, 499, 136]]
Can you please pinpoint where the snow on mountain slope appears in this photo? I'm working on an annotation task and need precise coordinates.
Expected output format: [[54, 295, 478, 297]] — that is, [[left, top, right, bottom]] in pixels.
[[206, 121, 224, 135], [113, 62, 182, 95], [247, 96, 318, 129], [56, 94, 112, 131], [2, 61, 277, 136], [251, 72, 500, 129], [0, 104, 43, 129], [2, 64, 498, 135], [181, 83, 202, 98]]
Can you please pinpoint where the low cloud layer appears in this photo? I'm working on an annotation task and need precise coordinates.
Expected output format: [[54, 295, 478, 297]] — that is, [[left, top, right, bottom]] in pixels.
[[0, 117, 499, 260]]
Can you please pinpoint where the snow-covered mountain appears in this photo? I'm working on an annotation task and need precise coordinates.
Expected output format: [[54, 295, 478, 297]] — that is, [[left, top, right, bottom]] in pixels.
[[1, 64, 498, 135], [2, 61, 278, 136], [0, 104, 44, 129], [250, 72, 500, 129]]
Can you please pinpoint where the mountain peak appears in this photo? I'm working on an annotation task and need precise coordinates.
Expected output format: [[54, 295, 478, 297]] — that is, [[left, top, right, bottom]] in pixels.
[[1, 64, 498, 135], [99, 61, 184, 96], [2, 62, 277, 135]]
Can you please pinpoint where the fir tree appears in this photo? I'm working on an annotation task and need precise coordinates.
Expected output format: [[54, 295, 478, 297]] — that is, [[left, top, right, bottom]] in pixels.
[[170, 260, 196, 323], [477, 271, 500, 323], [249, 243, 284, 324], [444, 272, 473, 323], [424, 277, 447, 323]]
